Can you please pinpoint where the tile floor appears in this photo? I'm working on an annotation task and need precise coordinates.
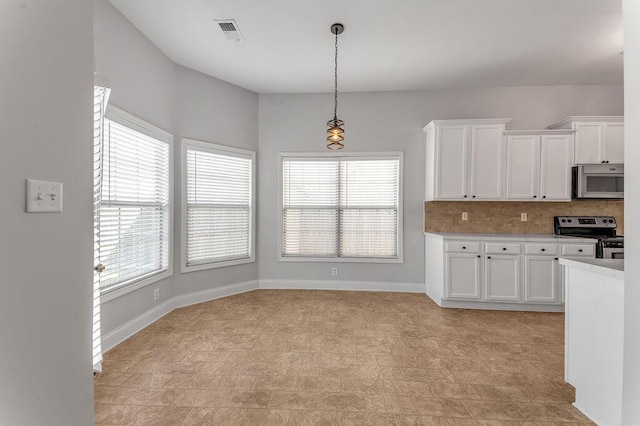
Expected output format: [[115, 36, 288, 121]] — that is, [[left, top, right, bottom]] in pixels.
[[95, 290, 593, 425]]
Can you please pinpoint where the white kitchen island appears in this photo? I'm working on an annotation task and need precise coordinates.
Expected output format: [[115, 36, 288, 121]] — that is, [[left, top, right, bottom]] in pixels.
[[561, 257, 625, 426]]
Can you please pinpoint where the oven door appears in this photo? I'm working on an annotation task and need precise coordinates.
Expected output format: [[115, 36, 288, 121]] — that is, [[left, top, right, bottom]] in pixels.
[[575, 165, 624, 199], [602, 247, 624, 259]]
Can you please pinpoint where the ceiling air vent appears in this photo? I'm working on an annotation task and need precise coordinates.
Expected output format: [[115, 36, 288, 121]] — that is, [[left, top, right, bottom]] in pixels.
[[215, 19, 245, 42]]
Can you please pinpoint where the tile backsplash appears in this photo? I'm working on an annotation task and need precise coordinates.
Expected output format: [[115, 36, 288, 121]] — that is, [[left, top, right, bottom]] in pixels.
[[424, 200, 624, 235]]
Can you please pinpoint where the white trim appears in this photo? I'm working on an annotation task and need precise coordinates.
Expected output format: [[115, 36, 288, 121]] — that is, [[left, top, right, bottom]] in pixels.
[[547, 116, 625, 129], [98, 105, 174, 303], [181, 138, 256, 273], [439, 299, 564, 312], [259, 279, 424, 293], [101, 280, 259, 353], [504, 129, 576, 135], [174, 280, 259, 308], [278, 151, 404, 263], [101, 298, 174, 353], [423, 118, 511, 131]]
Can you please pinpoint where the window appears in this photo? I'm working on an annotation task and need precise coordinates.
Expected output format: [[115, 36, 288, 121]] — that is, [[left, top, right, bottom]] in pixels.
[[280, 152, 403, 262], [96, 106, 173, 300], [92, 82, 110, 371], [182, 139, 255, 271]]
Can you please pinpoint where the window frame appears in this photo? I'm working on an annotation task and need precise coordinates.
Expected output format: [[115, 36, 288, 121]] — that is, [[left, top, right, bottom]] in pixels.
[[181, 138, 256, 273], [99, 106, 174, 303], [278, 151, 404, 264]]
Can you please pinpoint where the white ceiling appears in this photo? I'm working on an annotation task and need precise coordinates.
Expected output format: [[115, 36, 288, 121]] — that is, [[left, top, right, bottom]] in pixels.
[[108, 0, 623, 93]]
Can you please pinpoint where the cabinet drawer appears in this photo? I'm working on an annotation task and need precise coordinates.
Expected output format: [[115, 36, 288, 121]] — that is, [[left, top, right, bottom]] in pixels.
[[561, 244, 595, 257], [445, 242, 481, 253], [485, 243, 521, 255], [525, 243, 558, 255]]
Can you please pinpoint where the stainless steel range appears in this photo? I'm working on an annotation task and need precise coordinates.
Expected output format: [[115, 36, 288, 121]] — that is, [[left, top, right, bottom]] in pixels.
[[554, 216, 623, 259]]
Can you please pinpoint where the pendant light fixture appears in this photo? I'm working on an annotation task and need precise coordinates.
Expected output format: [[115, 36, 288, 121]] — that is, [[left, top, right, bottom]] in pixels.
[[326, 23, 345, 150]]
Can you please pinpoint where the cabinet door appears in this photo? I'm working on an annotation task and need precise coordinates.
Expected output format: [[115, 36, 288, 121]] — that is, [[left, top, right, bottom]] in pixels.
[[603, 122, 624, 164], [470, 124, 504, 199], [505, 135, 539, 200], [445, 253, 481, 300], [435, 126, 468, 199], [540, 134, 572, 201], [485, 255, 520, 301], [525, 256, 559, 303], [574, 123, 602, 164]]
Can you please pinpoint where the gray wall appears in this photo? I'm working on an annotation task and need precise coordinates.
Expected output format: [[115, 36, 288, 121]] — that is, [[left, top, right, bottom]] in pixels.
[[94, 0, 176, 335], [173, 65, 259, 296], [623, 0, 640, 422], [258, 86, 624, 285], [95, 0, 259, 336], [0, 1, 95, 425]]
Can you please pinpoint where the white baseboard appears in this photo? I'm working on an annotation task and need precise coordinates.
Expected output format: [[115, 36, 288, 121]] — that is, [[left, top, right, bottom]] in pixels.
[[101, 298, 174, 353], [440, 299, 565, 312], [174, 280, 259, 308], [101, 280, 259, 353], [259, 279, 425, 293]]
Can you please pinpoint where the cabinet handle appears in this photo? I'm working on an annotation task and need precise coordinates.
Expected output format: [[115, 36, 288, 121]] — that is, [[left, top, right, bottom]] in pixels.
[[578, 249, 583, 252], [541, 248, 546, 252]]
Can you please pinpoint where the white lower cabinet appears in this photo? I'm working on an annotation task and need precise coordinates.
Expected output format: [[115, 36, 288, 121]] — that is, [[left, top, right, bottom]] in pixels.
[[445, 253, 482, 299], [485, 255, 520, 301], [524, 255, 559, 303], [425, 233, 597, 311]]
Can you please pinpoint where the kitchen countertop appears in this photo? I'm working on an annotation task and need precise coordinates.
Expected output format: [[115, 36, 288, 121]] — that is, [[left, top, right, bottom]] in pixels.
[[559, 257, 624, 279], [424, 232, 598, 243]]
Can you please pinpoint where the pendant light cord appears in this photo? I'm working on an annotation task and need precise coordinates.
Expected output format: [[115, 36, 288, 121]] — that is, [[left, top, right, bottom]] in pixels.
[[334, 29, 339, 120]]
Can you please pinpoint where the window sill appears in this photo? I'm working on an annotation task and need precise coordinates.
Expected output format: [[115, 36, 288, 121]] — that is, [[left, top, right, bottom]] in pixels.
[[278, 256, 403, 264], [100, 269, 173, 303], [181, 256, 256, 273]]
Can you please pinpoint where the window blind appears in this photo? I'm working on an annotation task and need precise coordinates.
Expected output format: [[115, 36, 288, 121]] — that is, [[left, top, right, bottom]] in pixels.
[[185, 142, 254, 268], [92, 84, 110, 371], [98, 116, 170, 292], [282, 155, 401, 259]]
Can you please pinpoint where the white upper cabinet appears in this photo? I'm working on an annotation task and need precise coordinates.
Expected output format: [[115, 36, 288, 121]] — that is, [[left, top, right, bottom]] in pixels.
[[505, 130, 574, 201], [540, 133, 573, 200], [424, 119, 511, 201], [548, 117, 624, 165], [505, 134, 539, 200]]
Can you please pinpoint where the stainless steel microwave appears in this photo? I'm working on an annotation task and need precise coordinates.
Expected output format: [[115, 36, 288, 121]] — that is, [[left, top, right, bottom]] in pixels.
[[572, 164, 624, 199]]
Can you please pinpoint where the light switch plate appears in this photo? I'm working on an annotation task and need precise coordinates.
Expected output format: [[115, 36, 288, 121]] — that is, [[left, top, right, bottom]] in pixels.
[[26, 179, 62, 213]]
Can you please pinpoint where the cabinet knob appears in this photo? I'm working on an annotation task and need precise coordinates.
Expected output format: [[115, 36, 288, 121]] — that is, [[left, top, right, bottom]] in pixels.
[[477, 255, 481, 258], [602, 160, 606, 164], [472, 195, 476, 198], [533, 195, 537, 198], [487, 256, 492, 259], [606, 160, 610, 163], [555, 257, 559, 260], [542, 195, 546, 199], [462, 246, 466, 250], [578, 249, 583, 252], [463, 195, 467, 198], [541, 248, 546, 252], [502, 247, 506, 251]]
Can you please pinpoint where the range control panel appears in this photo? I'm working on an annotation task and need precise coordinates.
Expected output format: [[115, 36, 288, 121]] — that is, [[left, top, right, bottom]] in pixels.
[[555, 216, 616, 228]]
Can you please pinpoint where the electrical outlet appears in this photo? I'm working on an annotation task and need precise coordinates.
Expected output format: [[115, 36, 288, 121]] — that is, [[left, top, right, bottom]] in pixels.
[[153, 288, 159, 301], [331, 267, 338, 276], [521, 213, 528, 222], [461, 212, 468, 221]]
